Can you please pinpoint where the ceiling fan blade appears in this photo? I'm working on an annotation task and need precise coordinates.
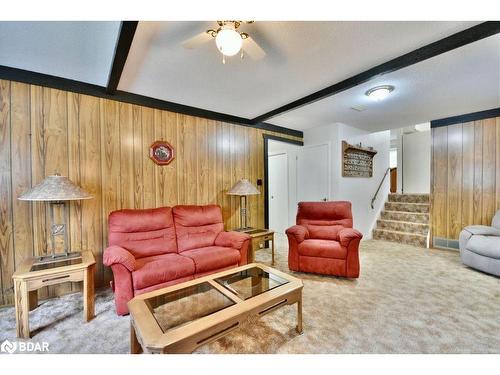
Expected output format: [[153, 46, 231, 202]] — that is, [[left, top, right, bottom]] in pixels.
[[242, 36, 266, 60], [182, 32, 212, 49]]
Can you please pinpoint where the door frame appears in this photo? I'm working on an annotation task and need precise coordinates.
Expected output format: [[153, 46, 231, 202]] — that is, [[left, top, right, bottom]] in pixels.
[[263, 134, 304, 229], [268, 151, 290, 234]]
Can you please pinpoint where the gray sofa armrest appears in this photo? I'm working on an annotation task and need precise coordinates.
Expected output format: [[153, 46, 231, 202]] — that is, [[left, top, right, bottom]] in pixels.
[[462, 225, 500, 237]]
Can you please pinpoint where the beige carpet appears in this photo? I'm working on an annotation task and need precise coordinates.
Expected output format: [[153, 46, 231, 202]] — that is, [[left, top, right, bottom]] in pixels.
[[1, 238, 500, 354]]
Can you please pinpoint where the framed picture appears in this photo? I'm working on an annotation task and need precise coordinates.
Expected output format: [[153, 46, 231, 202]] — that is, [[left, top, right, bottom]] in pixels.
[[149, 141, 175, 165]]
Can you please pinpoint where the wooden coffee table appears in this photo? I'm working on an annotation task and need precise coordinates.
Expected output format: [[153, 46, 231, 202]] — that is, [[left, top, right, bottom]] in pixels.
[[128, 263, 303, 354]]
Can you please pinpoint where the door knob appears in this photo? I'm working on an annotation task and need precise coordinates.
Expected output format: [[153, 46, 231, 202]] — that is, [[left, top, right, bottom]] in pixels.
[[322, 198, 327, 201]]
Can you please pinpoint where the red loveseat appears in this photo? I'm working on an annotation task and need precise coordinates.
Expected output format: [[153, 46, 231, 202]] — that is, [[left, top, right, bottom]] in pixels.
[[103, 205, 250, 315], [286, 201, 362, 278]]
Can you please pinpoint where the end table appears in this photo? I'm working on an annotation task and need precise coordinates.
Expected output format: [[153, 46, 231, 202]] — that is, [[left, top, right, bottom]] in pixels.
[[238, 229, 275, 265], [12, 250, 96, 338]]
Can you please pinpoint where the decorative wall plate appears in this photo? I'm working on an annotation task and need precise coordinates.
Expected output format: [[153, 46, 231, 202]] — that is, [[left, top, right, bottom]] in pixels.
[[149, 141, 175, 165]]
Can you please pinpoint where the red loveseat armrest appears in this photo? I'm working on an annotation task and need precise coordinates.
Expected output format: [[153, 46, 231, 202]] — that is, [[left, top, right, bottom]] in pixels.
[[103, 245, 137, 272], [215, 231, 251, 266]]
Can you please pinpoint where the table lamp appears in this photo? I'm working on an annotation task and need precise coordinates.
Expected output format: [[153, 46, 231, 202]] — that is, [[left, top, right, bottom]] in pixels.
[[18, 174, 93, 264], [227, 178, 260, 231]]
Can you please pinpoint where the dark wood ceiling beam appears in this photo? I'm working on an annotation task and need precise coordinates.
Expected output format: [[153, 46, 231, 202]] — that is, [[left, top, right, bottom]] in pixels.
[[106, 21, 139, 94], [251, 21, 500, 123], [0, 64, 303, 138]]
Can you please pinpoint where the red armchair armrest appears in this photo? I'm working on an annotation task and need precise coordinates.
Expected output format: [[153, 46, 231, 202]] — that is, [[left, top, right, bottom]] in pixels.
[[286, 225, 309, 244], [103, 245, 137, 272], [339, 228, 363, 247], [215, 231, 250, 249]]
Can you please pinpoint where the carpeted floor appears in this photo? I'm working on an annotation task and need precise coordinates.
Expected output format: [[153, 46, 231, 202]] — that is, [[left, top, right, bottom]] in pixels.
[[1, 238, 499, 354]]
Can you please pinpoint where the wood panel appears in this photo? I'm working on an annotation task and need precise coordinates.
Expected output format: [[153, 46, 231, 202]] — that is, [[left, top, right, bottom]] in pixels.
[[431, 116, 500, 244], [0, 79, 302, 306]]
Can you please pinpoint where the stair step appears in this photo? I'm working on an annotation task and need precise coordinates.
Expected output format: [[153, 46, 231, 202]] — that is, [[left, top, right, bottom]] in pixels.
[[373, 228, 428, 247], [385, 202, 429, 213], [376, 219, 429, 235], [380, 210, 429, 224], [388, 193, 430, 203]]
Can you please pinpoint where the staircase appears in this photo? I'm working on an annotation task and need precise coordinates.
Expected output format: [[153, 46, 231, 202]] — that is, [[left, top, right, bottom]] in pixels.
[[373, 194, 430, 247]]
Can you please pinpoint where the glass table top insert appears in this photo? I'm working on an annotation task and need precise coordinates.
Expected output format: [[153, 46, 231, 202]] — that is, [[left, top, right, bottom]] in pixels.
[[145, 282, 235, 332], [214, 267, 289, 300]]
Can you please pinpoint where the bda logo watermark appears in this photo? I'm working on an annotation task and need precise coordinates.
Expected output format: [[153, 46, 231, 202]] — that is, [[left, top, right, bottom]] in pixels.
[[1, 339, 49, 354]]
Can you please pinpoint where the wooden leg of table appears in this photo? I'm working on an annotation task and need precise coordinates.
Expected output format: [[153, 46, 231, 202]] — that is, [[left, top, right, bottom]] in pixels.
[[28, 290, 38, 311], [271, 237, 275, 265], [250, 243, 255, 263], [296, 294, 303, 334], [130, 322, 143, 354], [14, 280, 30, 339], [83, 264, 95, 322]]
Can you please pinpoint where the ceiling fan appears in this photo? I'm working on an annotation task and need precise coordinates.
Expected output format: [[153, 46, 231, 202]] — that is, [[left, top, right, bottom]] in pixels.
[[182, 21, 266, 64]]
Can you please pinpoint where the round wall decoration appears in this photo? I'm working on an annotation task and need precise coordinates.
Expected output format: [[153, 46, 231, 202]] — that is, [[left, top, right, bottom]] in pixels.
[[149, 141, 175, 165]]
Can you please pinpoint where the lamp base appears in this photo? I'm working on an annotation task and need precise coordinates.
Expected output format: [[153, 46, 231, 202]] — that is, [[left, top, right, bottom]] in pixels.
[[34, 251, 82, 265]]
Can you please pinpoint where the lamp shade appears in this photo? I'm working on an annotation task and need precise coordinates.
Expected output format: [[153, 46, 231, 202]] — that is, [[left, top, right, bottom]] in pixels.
[[227, 179, 260, 196], [18, 174, 93, 201]]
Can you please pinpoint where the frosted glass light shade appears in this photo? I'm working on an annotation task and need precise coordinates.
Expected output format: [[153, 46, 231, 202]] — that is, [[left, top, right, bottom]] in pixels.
[[215, 27, 243, 56], [227, 179, 260, 196], [18, 175, 93, 201]]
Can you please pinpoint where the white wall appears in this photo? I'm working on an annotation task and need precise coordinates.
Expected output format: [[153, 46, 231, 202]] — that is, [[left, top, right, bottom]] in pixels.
[[402, 130, 431, 193], [303, 123, 390, 239], [337, 131, 391, 238], [268, 140, 301, 230]]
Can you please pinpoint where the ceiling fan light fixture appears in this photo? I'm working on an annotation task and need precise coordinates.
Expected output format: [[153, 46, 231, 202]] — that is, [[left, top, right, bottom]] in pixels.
[[215, 25, 243, 57], [365, 85, 395, 101]]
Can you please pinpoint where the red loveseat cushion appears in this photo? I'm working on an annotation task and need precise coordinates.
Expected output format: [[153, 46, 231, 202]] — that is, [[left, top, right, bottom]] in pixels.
[[181, 246, 240, 274], [173, 205, 225, 252], [298, 239, 347, 259], [108, 207, 177, 258], [132, 253, 195, 290]]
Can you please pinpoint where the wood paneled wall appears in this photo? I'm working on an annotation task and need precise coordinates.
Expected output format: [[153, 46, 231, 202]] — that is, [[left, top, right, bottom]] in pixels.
[[0, 79, 301, 306], [430, 116, 500, 244]]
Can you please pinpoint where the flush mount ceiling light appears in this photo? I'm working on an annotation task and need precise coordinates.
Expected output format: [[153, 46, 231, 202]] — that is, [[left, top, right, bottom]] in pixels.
[[365, 85, 395, 101]]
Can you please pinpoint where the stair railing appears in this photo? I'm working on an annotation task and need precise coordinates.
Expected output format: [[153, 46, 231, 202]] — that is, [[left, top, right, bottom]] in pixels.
[[371, 167, 391, 209]]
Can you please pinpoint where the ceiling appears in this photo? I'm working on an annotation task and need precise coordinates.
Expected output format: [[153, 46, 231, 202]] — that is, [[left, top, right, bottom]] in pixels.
[[0, 21, 498, 133], [0, 21, 120, 85]]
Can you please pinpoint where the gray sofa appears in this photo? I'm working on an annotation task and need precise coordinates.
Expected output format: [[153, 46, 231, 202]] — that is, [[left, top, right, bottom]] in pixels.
[[459, 210, 500, 277]]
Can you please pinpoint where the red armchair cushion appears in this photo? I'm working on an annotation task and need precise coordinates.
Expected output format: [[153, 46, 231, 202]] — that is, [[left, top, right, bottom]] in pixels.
[[307, 224, 343, 241], [173, 205, 225, 252], [298, 239, 347, 259], [132, 253, 195, 290], [181, 246, 240, 274], [108, 207, 177, 258], [297, 201, 353, 228]]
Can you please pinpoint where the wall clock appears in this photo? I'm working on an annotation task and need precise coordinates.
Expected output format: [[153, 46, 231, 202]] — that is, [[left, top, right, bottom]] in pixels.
[[149, 141, 175, 165]]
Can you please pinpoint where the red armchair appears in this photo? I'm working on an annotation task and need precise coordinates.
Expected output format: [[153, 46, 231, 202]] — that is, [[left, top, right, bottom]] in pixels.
[[103, 205, 250, 315], [286, 201, 362, 278]]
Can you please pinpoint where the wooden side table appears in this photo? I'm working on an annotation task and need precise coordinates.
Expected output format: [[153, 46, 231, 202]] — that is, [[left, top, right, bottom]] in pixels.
[[239, 229, 275, 265], [12, 250, 96, 338]]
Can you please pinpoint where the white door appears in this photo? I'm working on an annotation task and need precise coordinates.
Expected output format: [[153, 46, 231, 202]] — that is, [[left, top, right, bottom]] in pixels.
[[269, 153, 289, 234], [297, 143, 330, 202]]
